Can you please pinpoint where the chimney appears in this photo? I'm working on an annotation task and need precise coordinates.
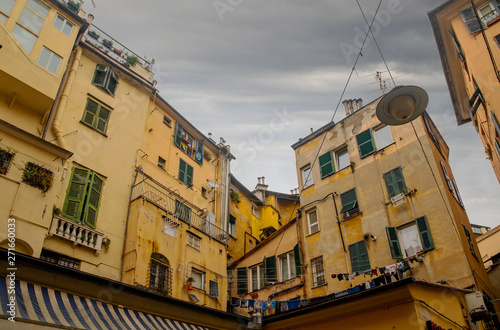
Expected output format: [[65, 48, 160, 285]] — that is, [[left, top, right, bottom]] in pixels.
[[261, 176, 265, 185], [290, 190, 294, 194], [356, 98, 363, 110], [347, 99, 354, 115], [342, 100, 350, 117], [257, 177, 262, 184], [351, 99, 358, 112], [254, 176, 268, 202], [294, 188, 298, 194]]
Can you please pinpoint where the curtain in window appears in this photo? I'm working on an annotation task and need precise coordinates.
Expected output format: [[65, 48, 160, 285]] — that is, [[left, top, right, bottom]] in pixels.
[[400, 225, 422, 257]]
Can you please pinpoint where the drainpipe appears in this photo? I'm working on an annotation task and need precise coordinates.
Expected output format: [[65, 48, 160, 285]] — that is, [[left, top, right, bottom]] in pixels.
[[52, 46, 83, 181], [332, 193, 352, 287]]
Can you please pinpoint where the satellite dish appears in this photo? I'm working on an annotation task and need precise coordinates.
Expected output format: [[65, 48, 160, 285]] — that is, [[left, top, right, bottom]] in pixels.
[[376, 85, 428, 126], [207, 180, 219, 188]]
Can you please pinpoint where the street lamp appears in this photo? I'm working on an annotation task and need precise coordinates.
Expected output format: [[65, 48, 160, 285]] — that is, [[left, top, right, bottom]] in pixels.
[[376, 85, 428, 125]]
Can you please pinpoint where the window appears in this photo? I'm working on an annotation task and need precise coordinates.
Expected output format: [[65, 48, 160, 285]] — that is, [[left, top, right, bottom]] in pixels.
[[319, 151, 335, 178], [157, 156, 165, 169], [301, 165, 313, 188], [463, 224, 478, 259], [459, 7, 482, 33], [149, 253, 171, 294], [178, 158, 193, 186], [53, 14, 73, 36], [423, 113, 442, 152], [187, 232, 201, 250], [174, 123, 204, 164], [162, 215, 177, 238], [336, 146, 350, 170], [236, 267, 248, 294], [252, 205, 259, 218], [0, 0, 16, 23], [191, 268, 205, 291], [40, 249, 80, 270], [340, 189, 359, 220], [348, 241, 370, 272], [263, 256, 278, 284], [319, 146, 350, 179], [81, 98, 111, 135], [374, 126, 393, 149], [163, 115, 172, 126], [478, 3, 498, 23], [307, 210, 319, 235], [208, 280, 219, 298], [469, 85, 484, 120], [492, 111, 500, 157], [279, 251, 296, 281], [63, 167, 104, 229], [37, 47, 62, 74], [440, 162, 463, 206], [383, 167, 407, 199], [386, 216, 434, 259], [0, 148, 15, 175], [356, 127, 393, 158], [174, 200, 191, 224], [249, 264, 265, 291], [12, 0, 49, 53], [311, 256, 325, 287], [228, 214, 236, 237], [92, 65, 119, 96]]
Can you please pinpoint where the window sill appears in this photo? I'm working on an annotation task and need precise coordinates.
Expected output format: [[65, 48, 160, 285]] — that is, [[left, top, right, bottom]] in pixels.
[[79, 121, 108, 137], [306, 231, 320, 238], [312, 283, 327, 289], [487, 15, 500, 27]]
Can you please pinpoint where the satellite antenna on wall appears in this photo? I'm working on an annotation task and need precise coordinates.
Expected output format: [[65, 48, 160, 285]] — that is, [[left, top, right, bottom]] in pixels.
[[207, 180, 219, 191]]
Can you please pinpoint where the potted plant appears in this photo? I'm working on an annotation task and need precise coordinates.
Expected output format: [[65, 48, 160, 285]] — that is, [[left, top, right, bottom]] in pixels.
[[230, 190, 241, 205], [187, 277, 195, 290], [53, 205, 62, 217], [88, 31, 99, 40], [102, 237, 111, 252], [113, 48, 123, 56], [102, 39, 113, 49], [67, 0, 82, 13], [124, 55, 139, 68]]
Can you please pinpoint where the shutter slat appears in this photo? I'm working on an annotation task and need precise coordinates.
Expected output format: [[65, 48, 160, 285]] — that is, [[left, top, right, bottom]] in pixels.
[[195, 140, 204, 165], [386, 227, 403, 258], [356, 130, 375, 158], [236, 267, 248, 294], [63, 167, 91, 221], [293, 243, 302, 275], [416, 216, 434, 251], [319, 152, 334, 178]]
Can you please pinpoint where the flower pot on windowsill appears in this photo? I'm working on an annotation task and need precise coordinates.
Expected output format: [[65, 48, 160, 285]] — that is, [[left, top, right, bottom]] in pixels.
[[187, 285, 193, 290], [67, 2, 80, 13], [88, 31, 99, 40], [113, 48, 123, 56], [102, 39, 113, 49]]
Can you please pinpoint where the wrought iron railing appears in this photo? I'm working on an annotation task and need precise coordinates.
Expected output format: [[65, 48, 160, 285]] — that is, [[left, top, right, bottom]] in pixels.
[[131, 181, 228, 244], [48, 215, 104, 255], [342, 206, 361, 221]]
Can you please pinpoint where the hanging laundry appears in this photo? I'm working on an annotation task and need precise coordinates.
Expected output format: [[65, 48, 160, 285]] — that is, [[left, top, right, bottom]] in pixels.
[[371, 268, 378, 277], [352, 271, 359, 277], [299, 299, 310, 307], [364, 270, 371, 277], [378, 266, 386, 274], [344, 273, 350, 280], [254, 300, 261, 310], [402, 260, 412, 274], [271, 301, 276, 309], [384, 273, 392, 284], [230, 297, 241, 307], [279, 301, 288, 312], [240, 299, 249, 308], [331, 274, 337, 279], [416, 257, 424, 262], [372, 275, 386, 287], [397, 262, 404, 270], [364, 281, 371, 290], [288, 300, 300, 310], [248, 300, 255, 308], [392, 271, 400, 281], [386, 264, 397, 275], [337, 273, 344, 281], [262, 301, 268, 311]]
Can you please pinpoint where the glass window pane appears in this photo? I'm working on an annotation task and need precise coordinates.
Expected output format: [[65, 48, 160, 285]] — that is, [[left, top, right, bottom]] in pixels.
[[47, 52, 62, 74], [26, 0, 49, 18], [337, 148, 350, 170], [38, 47, 50, 67], [63, 21, 73, 36], [53, 15, 64, 30], [280, 256, 288, 280], [13, 25, 37, 53], [375, 126, 393, 150], [0, 0, 16, 16], [19, 8, 45, 34], [302, 167, 313, 188]]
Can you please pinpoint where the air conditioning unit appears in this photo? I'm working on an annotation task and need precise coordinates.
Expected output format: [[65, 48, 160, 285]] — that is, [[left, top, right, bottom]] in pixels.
[[390, 192, 406, 206], [465, 291, 492, 323]]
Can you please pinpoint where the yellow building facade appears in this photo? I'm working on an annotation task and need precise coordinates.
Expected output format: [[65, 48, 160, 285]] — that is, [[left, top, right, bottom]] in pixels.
[[429, 0, 500, 183], [291, 98, 497, 316]]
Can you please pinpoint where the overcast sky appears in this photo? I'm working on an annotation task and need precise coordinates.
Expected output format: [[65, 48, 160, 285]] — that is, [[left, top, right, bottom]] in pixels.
[[81, 0, 500, 228]]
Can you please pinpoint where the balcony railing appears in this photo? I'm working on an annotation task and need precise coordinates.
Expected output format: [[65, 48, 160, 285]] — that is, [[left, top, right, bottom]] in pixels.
[[48, 215, 104, 255], [342, 206, 361, 221], [131, 181, 228, 245]]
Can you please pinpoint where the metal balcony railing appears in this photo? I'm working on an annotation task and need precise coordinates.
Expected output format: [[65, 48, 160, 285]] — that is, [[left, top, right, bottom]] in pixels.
[[131, 182, 228, 245], [48, 215, 104, 255]]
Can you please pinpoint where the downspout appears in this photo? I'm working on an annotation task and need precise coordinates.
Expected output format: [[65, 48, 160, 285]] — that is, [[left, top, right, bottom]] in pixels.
[[52, 46, 83, 181], [332, 193, 352, 288]]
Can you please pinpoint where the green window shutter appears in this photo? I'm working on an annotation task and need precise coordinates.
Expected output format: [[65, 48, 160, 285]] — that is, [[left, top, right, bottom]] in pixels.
[[264, 256, 277, 283], [383, 172, 395, 197], [349, 241, 370, 272], [236, 267, 248, 294], [384, 167, 405, 198], [358, 241, 369, 271], [340, 189, 357, 212], [179, 158, 186, 183], [83, 172, 104, 228], [356, 129, 375, 158], [63, 167, 91, 221], [386, 227, 403, 258], [319, 151, 334, 178], [348, 243, 359, 272], [459, 7, 481, 34], [293, 243, 302, 275], [492, 111, 500, 136], [186, 163, 193, 187], [82, 99, 98, 126], [393, 167, 406, 194], [194, 140, 204, 165], [106, 69, 119, 96], [174, 122, 182, 148], [92, 64, 108, 87], [96, 105, 110, 134], [416, 216, 434, 251]]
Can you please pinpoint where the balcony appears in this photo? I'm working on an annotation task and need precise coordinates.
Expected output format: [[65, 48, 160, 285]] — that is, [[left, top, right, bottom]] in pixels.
[[48, 215, 104, 255], [131, 181, 228, 245]]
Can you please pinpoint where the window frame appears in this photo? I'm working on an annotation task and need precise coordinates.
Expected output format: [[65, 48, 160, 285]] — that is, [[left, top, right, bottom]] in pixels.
[[279, 251, 296, 282], [336, 146, 350, 171], [174, 122, 204, 164], [386, 216, 434, 259], [53, 14, 74, 36], [306, 209, 319, 235], [440, 162, 463, 207], [383, 167, 407, 199], [228, 214, 236, 237], [348, 240, 370, 272], [191, 268, 206, 291], [208, 280, 219, 298], [81, 98, 111, 135], [463, 223, 478, 259], [249, 263, 265, 292], [149, 253, 171, 294], [37, 47, 62, 74], [178, 158, 193, 187], [374, 125, 393, 150], [301, 165, 313, 189], [311, 256, 325, 287], [40, 249, 80, 270], [340, 188, 359, 219], [92, 64, 119, 96], [237, 267, 248, 294]]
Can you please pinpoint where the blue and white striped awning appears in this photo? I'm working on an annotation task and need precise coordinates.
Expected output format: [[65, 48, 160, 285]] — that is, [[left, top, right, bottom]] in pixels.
[[0, 276, 209, 329]]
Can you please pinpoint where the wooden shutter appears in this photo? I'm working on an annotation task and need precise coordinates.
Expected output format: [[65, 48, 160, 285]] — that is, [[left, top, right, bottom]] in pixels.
[[319, 151, 334, 178], [383, 171, 396, 197], [492, 111, 500, 136], [356, 130, 375, 158], [264, 256, 277, 283], [293, 243, 302, 275], [393, 167, 406, 193], [416, 216, 434, 251], [236, 267, 248, 294], [82, 99, 98, 126], [96, 105, 110, 134], [386, 227, 403, 258], [106, 69, 119, 96], [459, 7, 481, 34], [348, 243, 359, 272], [174, 122, 183, 148], [179, 158, 186, 183], [358, 241, 370, 271], [63, 167, 91, 221], [83, 172, 103, 228], [340, 189, 357, 212], [186, 163, 193, 187], [195, 140, 204, 165], [92, 64, 108, 87]]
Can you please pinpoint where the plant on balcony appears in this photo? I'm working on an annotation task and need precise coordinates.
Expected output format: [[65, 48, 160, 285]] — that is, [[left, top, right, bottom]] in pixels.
[[67, 0, 82, 13], [52, 205, 62, 217], [88, 30, 99, 40], [124, 55, 139, 68], [0, 147, 15, 175], [22, 162, 54, 193], [187, 277, 195, 290], [102, 237, 111, 252], [113, 48, 123, 56], [230, 189, 241, 205], [102, 39, 113, 49]]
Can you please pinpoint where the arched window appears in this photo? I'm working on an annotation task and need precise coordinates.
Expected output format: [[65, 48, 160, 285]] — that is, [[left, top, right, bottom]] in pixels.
[[149, 253, 171, 294]]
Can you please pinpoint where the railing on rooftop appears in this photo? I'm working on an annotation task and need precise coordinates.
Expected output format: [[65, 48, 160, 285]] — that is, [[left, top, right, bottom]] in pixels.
[[131, 181, 228, 245], [84, 24, 153, 71]]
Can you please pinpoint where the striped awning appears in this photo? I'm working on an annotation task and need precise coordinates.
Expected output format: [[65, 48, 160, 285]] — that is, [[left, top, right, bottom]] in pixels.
[[0, 276, 209, 329]]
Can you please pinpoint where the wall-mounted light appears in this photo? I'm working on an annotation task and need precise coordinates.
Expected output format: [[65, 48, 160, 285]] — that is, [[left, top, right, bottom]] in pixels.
[[376, 85, 428, 126]]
